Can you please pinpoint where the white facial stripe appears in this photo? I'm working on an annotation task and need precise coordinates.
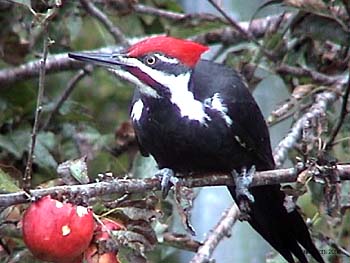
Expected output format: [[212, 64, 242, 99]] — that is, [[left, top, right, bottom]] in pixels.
[[109, 68, 159, 98], [116, 57, 209, 124], [151, 73, 208, 123], [209, 93, 233, 126], [154, 54, 179, 64], [131, 99, 144, 122], [167, 73, 210, 124]]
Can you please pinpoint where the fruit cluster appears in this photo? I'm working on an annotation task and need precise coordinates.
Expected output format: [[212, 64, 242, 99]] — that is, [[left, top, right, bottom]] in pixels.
[[22, 196, 122, 263]]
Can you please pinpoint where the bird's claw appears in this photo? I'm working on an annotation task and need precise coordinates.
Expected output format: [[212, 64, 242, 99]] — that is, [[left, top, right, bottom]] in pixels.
[[155, 168, 177, 198], [232, 166, 255, 220]]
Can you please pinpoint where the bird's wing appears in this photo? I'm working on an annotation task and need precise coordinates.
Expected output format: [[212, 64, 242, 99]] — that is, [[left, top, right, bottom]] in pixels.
[[191, 60, 275, 170]]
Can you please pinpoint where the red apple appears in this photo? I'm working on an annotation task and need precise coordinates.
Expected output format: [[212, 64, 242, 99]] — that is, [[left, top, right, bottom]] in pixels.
[[84, 218, 124, 263], [96, 218, 124, 241], [22, 195, 95, 263], [84, 243, 120, 263]]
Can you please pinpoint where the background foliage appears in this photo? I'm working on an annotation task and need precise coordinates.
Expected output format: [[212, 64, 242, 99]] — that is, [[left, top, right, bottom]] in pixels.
[[0, 0, 350, 262]]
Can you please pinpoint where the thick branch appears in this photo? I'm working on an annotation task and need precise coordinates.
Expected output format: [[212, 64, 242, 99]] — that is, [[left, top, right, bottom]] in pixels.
[[0, 53, 82, 87], [190, 203, 240, 263], [1, 164, 349, 207], [0, 47, 119, 87]]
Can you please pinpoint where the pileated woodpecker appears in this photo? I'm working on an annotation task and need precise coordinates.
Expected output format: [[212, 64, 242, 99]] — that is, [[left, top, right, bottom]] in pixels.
[[69, 36, 324, 263]]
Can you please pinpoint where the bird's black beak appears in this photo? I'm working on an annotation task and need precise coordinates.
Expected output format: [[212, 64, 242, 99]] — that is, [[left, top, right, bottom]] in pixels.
[[68, 52, 130, 68]]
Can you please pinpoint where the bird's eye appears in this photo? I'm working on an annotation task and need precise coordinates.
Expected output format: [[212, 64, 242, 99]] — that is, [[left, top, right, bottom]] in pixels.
[[145, 55, 156, 65]]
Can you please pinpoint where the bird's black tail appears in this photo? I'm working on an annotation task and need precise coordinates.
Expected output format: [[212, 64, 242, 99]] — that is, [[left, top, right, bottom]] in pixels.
[[228, 184, 324, 263]]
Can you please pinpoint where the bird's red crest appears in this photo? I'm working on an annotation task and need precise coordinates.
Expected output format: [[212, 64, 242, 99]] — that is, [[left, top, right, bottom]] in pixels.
[[127, 36, 209, 68]]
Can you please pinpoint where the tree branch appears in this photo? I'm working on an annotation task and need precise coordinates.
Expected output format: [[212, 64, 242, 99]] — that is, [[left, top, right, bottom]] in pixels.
[[42, 65, 92, 130], [0, 46, 120, 87], [276, 64, 345, 85], [133, 4, 227, 24], [80, 0, 129, 46], [325, 67, 350, 149], [0, 14, 291, 87], [189, 203, 240, 263], [23, 27, 49, 191], [163, 232, 202, 252], [193, 13, 291, 46], [0, 53, 82, 87], [207, 0, 251, 40], [1, 164, 350, 207], [273, 87, 343, 167]]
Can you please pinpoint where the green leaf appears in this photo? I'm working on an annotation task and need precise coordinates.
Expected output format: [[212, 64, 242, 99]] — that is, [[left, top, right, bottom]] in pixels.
[[37, 131, 56, 150], [68, 156, 89, 184], [65, 13, 83, 43], [132, 155, 158, 179], [33, 141, 57, 169], [33, 132, 58, 169], [155, 0, 183, 12], [0, 168, 20, 193], [0, 135, 21, 158], [0, 127, 31, 158], [57, 156, 89, 184], [8, 0, 31, 9]]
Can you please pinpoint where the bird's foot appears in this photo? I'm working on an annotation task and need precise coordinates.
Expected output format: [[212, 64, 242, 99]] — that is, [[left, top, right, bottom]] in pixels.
[[231, 166, 255, 220], [155, 168, 178, 198]]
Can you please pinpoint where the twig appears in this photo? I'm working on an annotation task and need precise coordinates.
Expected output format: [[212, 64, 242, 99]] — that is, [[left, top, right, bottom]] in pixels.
[[133, 4, 227, 24], [273, 87, 343, 167], [268, 86, 332, 126], [194, 13, 292, 46], [207, 0, 276, 61], [134, 4, 185, 20], [189, 203, 240, 263], [334, 244, 350, 257], [1, 164, 350, 207], [42, 66, 92, 130], [207, 0, 251, 40], [342, 0, 350, 19], [23, 26, 50, 191], [268, 102, 313, 127], [163, 232, 202, 252], [318, 232, 350, 257], [325, 66, 350, 149], [80, 0, 129, 46], [276, 64, 345, 85]]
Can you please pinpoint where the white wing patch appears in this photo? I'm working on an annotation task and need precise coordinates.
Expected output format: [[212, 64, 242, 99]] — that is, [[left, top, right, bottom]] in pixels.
[[206, 93, 233, 126], [131, 99, 144, 122]]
